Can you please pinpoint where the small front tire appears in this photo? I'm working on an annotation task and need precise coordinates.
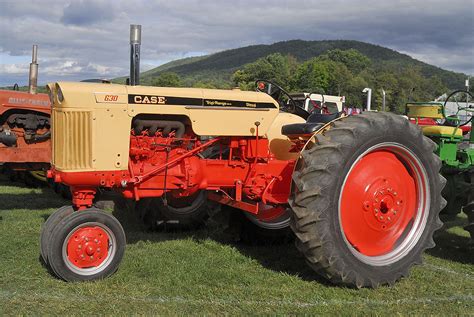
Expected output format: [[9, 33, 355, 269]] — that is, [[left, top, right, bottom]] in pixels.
[[47, 208, 126, 281], [40, 205, 75, 264]]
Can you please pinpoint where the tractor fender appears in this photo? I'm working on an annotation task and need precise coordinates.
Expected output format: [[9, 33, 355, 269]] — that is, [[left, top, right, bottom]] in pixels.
[[291, 115, 346, 175], [265, 112, 305, 160], [299, 115, 345, 153]]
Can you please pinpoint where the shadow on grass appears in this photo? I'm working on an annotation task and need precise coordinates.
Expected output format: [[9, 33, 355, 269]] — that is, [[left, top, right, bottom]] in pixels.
[[0, 177, 39, 189], [232, 242, 331, 285], [107, 195, 206, 243], [110, 198, 330, 285], [427, 216, 473, 264], [0, 173, 67, 211], [0, 190, 67, 211]]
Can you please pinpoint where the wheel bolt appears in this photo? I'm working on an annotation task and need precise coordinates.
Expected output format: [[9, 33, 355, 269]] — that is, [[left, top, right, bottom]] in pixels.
[[374, 208, 379, 213], [78, 245, 82, 249], [380, 216, 384, 220], [387, 217, 391, 221], [94, 239, 98, 243], [81, 255, 85, 259], [85, 238, 89, 242], [364, 201, 371, 210], [393, 192, 397, 196], [90, 256, 94, 260]]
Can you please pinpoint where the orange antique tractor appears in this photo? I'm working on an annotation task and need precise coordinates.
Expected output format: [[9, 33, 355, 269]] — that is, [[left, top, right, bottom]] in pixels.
[[40, 25, 445, 288], [0, 46, 51, 178]]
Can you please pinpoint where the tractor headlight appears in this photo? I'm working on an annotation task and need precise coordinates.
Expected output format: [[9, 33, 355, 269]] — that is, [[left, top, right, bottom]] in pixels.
[[56, 84, 64, 103], [47, 85, 55, 104]]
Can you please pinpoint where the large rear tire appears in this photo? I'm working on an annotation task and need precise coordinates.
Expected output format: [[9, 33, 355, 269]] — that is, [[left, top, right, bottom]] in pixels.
[[290, 112, 445, 288]]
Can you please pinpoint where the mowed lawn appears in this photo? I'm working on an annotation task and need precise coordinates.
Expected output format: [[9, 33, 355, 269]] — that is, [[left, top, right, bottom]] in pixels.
[[0, 175, 473, 315]]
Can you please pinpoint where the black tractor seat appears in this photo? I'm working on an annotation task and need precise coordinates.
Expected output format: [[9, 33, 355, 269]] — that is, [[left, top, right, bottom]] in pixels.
[[281, 112, 341, 136], [281, 122, 325, 136]]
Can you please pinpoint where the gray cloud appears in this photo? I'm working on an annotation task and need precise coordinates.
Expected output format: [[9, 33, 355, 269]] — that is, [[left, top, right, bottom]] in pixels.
[[61, 0, 116, 25], [0, 0, 472, 86]]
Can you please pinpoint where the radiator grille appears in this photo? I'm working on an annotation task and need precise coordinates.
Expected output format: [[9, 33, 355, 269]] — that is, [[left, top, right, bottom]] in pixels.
[[52, 110, 93, 170]]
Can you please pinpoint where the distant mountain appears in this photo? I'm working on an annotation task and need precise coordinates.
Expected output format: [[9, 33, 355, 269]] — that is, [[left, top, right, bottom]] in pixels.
[[117, 40, 467, 89], [142, 56, 207, 77]]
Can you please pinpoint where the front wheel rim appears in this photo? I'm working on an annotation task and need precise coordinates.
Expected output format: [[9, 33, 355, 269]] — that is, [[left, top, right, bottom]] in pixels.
[[62, 222, 117, 276], [339, 142, 430, 266]]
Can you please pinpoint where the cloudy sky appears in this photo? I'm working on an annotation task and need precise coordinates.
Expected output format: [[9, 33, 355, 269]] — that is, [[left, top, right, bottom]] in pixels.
[[0, 0, 473, 86]]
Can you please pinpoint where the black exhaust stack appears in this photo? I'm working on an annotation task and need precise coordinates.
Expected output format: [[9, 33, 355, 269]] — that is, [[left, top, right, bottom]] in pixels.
[[129, 24, 141, 86], [28, 45, 38, 94]]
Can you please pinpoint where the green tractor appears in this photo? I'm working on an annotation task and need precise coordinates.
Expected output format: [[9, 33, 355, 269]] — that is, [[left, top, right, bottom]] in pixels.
[[407, 90, 473, 240]]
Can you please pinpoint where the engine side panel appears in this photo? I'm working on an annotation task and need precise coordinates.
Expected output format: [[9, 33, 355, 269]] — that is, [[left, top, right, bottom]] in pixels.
[[126, 85, 279, 136], [51, 82, 282, 172]]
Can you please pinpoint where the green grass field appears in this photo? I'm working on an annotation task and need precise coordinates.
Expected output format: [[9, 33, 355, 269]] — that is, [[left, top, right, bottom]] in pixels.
[[0, 176, 473, 315]]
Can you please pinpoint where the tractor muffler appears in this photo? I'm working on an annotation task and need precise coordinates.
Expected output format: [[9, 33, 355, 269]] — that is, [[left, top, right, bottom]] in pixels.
[[28, 45, 38, 95], [129, 24, 141, 86]]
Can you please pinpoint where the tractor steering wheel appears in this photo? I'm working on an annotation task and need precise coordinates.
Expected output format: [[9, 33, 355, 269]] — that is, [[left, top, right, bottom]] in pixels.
[[443, 90, 473, 127], [306, 92, 331, 114], [255, 80, 298, 114]]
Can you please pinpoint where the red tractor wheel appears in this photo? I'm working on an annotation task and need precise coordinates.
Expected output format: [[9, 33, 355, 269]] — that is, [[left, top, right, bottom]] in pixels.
[[158, 191, 210, 227], [290, 112, 445, 288], [208, 204, 292, 244], [46, 208, 126, 281], [245, 204, 290, 230], [240, 204, 293, 243]]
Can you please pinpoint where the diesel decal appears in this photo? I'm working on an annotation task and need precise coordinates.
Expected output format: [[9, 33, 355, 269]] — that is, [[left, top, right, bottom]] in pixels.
[[203, 99, 276, 109], [204, 100, 232, 107]]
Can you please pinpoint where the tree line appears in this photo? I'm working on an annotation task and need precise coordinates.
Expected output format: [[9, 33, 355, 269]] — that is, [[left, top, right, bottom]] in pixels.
[[151, 49, 457, 113]]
